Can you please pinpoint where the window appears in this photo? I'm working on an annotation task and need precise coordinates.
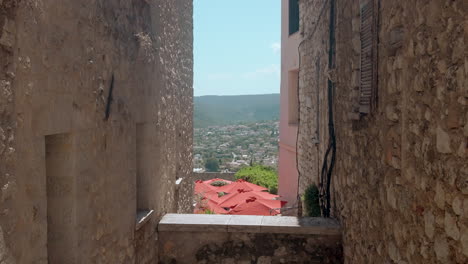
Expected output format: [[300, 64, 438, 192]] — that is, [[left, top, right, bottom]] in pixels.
[[358, 0, 378, 114], [288, 70, 299, 125], [289, 0, 299, 35]]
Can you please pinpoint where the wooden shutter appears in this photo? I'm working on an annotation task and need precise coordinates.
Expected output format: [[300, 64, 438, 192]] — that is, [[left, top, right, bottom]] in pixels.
[[359, 0, 378, 114]]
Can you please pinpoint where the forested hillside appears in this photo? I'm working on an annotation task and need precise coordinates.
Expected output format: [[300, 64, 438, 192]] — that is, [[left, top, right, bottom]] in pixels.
[[194, 94, 280, 127]]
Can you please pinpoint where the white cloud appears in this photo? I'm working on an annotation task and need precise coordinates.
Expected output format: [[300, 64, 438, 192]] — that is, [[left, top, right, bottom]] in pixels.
[[271, 42, 281, 55], [242, 64, 280, 80]]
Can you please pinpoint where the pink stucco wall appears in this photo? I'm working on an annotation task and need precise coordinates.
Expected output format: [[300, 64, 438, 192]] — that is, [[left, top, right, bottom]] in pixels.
[[278, 0, 301, 214]]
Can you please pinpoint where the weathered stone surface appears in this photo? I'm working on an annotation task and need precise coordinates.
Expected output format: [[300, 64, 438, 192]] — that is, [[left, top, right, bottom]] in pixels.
[[0, 226, 12, 263], [0, 181, 15, 203], [458, 140, 467, 157], [257, 256, 272, 264], [464, 199, 468, 217], [0, 1, 193, 263], [436, 126, 452, 153], [452, 196, 463, 216], [158, 214, 342, 263], [444, 212, 460, 240], [296, 0, 467, 263], [434, 236, 449, 261], [159, 231, 342, 264], [461, 232, 468, 257], [386, 187, 398, 209], [386, 105, 399, 122], [388, 241, 400, 262], [424, 211, 435, 239], [0, 18, 15, 49], [159, 214, 342, 236], [435, 182, 446, 209]]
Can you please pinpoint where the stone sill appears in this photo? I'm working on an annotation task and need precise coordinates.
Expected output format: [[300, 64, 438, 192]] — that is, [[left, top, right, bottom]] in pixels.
[[136, 210, 154, 231], [289, 31, 300, 38], [158, 214, 341, 236]]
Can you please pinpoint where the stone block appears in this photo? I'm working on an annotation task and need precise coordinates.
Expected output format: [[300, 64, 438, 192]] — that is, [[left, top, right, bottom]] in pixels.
[[452, 196, 463, 216], [434, 235, 449, 261], [461, 232, 468, 257], [260, 216, 341, 236], [257, 256, 272, 264], [444, 212, 460, 240], [386, 187, 397, 209], [227, 215, 263, 233], [385, 105, 399, 122], [457, 140, 467, 158], [436, 126, 452, 153], [464, 199, 468, 217], [451, 37, 464, 63], [0, 18, 15, 50], [0, 80, 12, 105], [446, 108, 461, 129], [387, 241, 400, 262], [388, 26, 405, 54], [424, 210, 435, 239]]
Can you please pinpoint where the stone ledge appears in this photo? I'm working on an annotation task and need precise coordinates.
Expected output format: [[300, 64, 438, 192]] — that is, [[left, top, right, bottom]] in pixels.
[[158, 214, 341, 236]]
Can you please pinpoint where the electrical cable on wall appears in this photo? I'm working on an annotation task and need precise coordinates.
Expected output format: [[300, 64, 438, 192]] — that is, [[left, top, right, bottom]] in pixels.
[[294, 0, 332, 217], [319, 0, 337, 218], [295, 40, 304, 217]]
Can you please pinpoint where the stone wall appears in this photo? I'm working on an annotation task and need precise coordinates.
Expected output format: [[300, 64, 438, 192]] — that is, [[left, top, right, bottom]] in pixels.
[[297, 0, 467, 263], [158, 214, 343, 264], [0, 1, 18, 263], [0, 0, 192, 263]]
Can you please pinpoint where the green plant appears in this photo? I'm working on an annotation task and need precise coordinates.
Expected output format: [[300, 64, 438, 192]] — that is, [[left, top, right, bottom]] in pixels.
[[303, 184, 321, 217], [235, 165, 278, 194], [205, 158, 219, 172], [210, 181, 229, 187], [204, 209, 215, 214]]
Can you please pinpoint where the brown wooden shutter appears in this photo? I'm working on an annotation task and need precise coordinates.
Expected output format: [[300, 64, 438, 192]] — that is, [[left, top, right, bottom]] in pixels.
[[359, 0, 378, 114]]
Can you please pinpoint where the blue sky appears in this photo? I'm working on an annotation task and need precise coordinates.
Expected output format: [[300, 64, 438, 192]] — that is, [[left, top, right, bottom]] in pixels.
[[194, 0, 281, 96]]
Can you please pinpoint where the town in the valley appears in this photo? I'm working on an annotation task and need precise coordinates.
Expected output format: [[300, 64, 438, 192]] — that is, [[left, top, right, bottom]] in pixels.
[[193, 121, 279, 172]]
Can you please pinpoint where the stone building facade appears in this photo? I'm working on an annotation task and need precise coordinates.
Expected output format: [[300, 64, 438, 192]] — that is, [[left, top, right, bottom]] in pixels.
[[296, 0, 467, 263], [0, 0, 192, 263]]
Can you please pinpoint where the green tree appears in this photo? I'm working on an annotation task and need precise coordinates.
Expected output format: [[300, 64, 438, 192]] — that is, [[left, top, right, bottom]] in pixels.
[[235, 165, 278, 194], [205, 158, 219, 172]]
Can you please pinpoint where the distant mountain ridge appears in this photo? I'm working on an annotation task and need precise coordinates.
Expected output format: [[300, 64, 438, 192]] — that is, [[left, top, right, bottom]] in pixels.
[[194, 94, 280, 128]]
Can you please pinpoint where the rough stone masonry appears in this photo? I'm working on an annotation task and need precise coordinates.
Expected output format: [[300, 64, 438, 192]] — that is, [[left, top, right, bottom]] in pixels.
[[0, 0, 192, 263], [297, 0, 467, 263]]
